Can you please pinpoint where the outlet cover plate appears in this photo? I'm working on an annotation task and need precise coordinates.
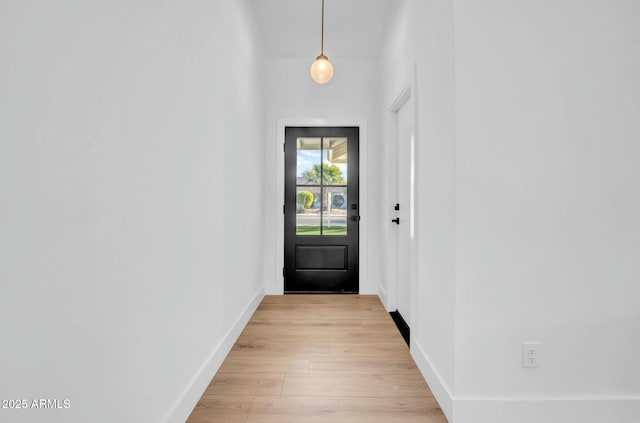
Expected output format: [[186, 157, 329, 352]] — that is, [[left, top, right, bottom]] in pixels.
[[523, 342, 539, 368]]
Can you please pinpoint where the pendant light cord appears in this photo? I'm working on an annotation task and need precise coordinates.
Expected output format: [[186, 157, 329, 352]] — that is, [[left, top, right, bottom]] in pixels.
[[321, 0, 325, 55]]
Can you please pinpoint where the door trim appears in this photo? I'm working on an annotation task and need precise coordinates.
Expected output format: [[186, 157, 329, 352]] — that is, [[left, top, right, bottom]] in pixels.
[[269, 118, 372, 295]]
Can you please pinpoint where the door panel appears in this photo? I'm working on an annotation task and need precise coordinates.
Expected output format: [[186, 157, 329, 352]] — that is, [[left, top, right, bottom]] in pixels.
[[296, 246, 347, 269], [284, 127, 359, 293], [396, 99, 414, 331]]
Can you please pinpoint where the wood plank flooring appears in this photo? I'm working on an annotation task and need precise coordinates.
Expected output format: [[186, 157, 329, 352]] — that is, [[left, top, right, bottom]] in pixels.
[[186, 295, 447, 423]]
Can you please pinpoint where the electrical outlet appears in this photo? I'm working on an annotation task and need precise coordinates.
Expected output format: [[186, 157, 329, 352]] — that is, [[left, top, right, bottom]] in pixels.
[[523, 342, 539, 368]]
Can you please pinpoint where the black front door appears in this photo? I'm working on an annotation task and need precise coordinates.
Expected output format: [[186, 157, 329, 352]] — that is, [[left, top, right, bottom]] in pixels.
[[284, 127, 359, 293]]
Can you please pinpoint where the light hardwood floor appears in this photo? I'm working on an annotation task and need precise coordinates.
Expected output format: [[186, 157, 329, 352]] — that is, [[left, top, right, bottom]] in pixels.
[[186, 295, 448, 423]]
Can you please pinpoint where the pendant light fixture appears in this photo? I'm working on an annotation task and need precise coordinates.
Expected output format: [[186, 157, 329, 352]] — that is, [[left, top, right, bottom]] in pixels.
[[310, 0, 334, 84]]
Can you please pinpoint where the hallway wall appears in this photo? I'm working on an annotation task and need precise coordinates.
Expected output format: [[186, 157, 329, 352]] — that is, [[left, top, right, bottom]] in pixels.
[[383, 0, 640, 422], [262, 57, 384, 295], [453, 1, 640, 421], [0, 1, 265, 422]]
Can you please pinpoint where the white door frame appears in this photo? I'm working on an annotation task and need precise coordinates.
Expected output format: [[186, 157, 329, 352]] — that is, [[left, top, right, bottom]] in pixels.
[[268, 118, 372, 295], [388, 71, 419, 337]]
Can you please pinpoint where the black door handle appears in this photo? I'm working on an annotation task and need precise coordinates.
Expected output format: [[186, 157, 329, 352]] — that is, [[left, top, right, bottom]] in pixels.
[[391, 218, 400, 225]]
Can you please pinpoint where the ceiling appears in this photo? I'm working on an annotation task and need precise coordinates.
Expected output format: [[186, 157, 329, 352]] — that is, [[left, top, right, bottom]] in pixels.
[[248, 0, 395, 59]]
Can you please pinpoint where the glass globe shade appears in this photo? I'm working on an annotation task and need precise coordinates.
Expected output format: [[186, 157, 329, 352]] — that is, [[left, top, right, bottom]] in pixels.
[[310, 54, 334, 84]]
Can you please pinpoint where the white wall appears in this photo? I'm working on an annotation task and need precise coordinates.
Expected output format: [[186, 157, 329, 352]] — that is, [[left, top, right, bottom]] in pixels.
[[262, 57, 383, 295], [0, 1, 265, 422], [383, 0, 640, 422], [381, 0, 457, 418], [453, 1, 640, 421]]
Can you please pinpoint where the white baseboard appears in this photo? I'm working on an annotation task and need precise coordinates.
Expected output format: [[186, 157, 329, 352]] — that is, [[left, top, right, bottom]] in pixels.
[[163, 284, 265, 423], [410, 339, 640, 423], [411, 339, 454, 422], [377, 282, 388, 309], [453, 397, 640, 423]]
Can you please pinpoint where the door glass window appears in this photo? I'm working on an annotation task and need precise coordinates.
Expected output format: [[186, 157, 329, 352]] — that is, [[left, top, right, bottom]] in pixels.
[[322, 187, 347, 235], [323, 138, 348, 184], [296, 137, 322, 184], [296, 186, 321, 235], [296, 137, 348, 235]]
